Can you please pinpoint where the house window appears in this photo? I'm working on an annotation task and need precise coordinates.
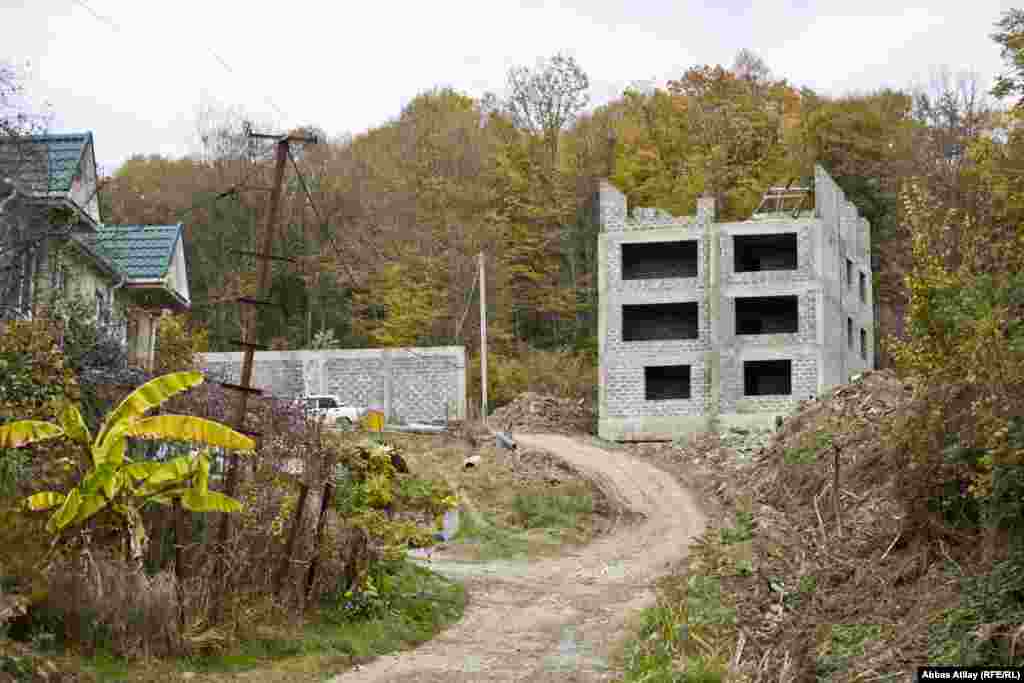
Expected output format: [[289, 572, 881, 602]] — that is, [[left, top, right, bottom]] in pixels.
[[859, 271, 867, 303], [622, 241, 698, 280], [733, 233, 797, 272], [847, 317, 854, 350], [735, 296, 799, 335], [645, 365, 691, 400], [860, 328, 867, 360], [743, 360, 792, 396], [846, 258, 853, 288], [622, 302, 699, 341]]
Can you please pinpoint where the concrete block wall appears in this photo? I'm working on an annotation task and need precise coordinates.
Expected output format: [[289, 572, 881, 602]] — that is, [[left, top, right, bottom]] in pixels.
[[200, 346, 466, 425], [598, 164, 876, 441]]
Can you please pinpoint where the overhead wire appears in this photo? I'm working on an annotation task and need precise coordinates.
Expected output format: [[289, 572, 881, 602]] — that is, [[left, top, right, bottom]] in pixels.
[[72, 0, 475, 381], [70, 0, 289, 121]]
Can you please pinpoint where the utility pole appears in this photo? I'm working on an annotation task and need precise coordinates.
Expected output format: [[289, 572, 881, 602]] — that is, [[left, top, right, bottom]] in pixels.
[[479, 251, 487, 424], [218, 129, 318, 543]]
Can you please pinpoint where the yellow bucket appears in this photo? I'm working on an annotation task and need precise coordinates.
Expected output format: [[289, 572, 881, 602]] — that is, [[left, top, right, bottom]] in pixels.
[[362, 409, 385, 432]]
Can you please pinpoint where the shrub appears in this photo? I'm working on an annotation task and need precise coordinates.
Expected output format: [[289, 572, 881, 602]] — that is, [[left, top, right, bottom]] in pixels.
[[154, 313, 208, 374]]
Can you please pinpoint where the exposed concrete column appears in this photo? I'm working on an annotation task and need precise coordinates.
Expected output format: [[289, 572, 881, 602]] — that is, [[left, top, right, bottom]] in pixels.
[[701, 195, 721, 430], [697, 195, 716, 224], [597, 179, 628, 230]]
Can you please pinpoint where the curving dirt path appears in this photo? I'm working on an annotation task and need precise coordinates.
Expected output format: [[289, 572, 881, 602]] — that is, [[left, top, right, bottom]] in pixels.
[[329, 434, 706, 683]]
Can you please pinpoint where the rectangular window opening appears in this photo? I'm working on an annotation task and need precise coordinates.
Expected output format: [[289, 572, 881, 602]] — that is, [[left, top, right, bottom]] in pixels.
[[734, 296, 798, 335], [623, 302, 699, 342], [645, 365, 691, 400], [743, 359, 792, 396], [733, 233, 797, 273], [860, 328, 867, 360], [859, 271, 867, 303], [622, 241, 698, 280], [847, 317, 854, 349]]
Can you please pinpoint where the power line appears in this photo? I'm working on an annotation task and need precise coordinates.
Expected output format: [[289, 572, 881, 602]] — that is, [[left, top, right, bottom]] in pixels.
[[455, 268, 479, 341], [70, 0, 289, 121]]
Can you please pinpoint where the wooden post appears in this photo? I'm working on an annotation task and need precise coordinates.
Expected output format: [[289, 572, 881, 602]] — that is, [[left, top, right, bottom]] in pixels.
[[479, 251, 487, 424], [173, 499, 187, 629], [833, 444, 842, 537], [275, 482, 310, 597], [305, 480, 335, 600]]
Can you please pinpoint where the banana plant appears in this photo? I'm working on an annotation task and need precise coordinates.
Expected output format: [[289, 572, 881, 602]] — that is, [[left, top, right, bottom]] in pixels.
[[0, 371, 255, 559]]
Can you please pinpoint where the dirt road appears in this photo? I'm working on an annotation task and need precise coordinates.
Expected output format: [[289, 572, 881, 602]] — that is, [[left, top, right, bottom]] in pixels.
[[329, 434, 706, 683]]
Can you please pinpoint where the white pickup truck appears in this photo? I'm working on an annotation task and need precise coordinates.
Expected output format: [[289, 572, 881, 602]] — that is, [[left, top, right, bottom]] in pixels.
[[297, 395, 363, 429]]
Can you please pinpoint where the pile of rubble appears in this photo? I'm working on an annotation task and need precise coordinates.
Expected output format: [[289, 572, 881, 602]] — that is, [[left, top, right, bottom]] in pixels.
[[487, 392, 594, 435]]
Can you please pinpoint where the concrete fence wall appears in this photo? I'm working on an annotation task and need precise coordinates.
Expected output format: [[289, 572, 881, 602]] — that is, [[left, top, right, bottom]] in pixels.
[[199, 346, 466, 425]]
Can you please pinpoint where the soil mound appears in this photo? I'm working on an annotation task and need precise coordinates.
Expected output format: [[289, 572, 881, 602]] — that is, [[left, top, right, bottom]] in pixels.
[[487, 392, 593, 435]]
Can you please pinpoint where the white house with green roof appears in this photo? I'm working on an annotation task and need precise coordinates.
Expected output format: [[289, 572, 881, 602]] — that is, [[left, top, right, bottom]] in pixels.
[[0, 131, 191, 370]]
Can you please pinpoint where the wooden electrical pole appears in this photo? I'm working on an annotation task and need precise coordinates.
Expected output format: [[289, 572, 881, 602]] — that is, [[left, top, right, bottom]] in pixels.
[[218, 130, 317, 546], [479, 251, 487, 424]]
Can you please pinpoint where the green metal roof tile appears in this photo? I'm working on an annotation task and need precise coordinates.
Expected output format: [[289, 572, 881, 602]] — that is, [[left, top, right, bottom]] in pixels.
[[85, 224, 183, 280], [0, 132, 92, 194]]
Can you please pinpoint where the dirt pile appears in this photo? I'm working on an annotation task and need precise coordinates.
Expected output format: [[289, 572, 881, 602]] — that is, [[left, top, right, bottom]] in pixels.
[[487, 393, 593, 435], [631, 370, 972, 678]]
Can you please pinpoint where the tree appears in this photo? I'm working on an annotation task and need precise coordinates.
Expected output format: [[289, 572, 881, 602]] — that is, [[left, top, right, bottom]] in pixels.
[[1, 371, 254, 565], [991, 9, 1024, 107], [504, 52, 591, 165]]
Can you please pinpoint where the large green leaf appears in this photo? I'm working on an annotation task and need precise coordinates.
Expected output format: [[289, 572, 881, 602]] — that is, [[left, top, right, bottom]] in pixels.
[[24, 491, 66, 512], [139, 456, 194, 489], [94, 434, 127, 467], [46, 488, 82, 533], [79, 463, 118, 498], [124, 461, 160, 481], [71, 494, 108, 525], [95, 371, 204, 452], [122, 415, 254, 451], [196, 451, 211, 494], [58, 402, 91, 446], [0, 421, 64, 449], [146, 488, 190, 505], [181, 488, 243, 513]]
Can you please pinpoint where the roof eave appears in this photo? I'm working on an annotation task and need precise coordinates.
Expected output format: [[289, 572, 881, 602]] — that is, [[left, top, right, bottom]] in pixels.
[[123, 280, 190, 309], [68, 234, 122, 279]]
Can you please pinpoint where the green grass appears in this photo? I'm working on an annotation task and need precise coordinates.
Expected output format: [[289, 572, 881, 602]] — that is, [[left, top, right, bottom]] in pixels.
[[512, 492, 593, 529], [451, 507, 531, 560], [784, 431, 834, 465], [816, 624, 884, 680], [928, 549, 1024, 666], [719, 510, 754, 545]]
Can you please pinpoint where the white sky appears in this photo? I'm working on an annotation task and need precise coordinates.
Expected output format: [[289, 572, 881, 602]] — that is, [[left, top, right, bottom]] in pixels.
[[2, 0, 1018, 173]]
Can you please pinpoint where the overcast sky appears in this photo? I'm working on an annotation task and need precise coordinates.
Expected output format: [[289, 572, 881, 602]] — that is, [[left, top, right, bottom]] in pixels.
[[3, 0, 1019, 173]]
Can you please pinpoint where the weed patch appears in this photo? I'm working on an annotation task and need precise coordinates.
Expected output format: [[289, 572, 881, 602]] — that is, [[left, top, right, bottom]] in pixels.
[[512, 492, 593, 529], [718, 510, 754, 545], [783, 430, 833, 465]]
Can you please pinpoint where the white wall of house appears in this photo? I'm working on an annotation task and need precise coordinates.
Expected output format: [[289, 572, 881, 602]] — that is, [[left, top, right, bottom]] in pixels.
[[168, 237, 190, 305], [68, 140, 100, 223]]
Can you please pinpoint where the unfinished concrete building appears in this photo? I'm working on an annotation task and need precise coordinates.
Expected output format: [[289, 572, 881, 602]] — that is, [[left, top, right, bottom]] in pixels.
[[598, 165, 874, 441]]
